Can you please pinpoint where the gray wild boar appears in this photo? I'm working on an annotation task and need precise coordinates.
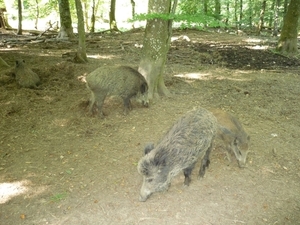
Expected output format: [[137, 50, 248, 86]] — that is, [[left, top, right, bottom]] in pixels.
[[210, 109, 250, 168], [14, 59, 40, 88], [137, 108, 217, 202], [86, 65, 148, 116]]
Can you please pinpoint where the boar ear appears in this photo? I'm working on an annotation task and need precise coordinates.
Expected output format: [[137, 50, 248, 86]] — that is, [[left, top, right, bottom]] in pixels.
[[144, 143, 154, 155]]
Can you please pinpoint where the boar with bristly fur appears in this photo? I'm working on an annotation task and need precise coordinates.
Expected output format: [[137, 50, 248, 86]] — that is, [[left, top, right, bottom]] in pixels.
[[210, 109, 250, 168], [14, 60, 40, 88], [137, 108, 217, 202], [86, 65, 148, 117]]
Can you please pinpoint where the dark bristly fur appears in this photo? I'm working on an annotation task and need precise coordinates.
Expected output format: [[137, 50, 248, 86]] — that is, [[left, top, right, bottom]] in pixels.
[[137, 108, 217, 202]]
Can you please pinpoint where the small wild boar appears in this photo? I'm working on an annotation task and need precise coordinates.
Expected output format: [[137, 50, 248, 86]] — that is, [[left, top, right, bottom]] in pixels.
[[14, 59, 40, 88], [210, 109, 250, 168], [86, 65, 148, 117], [137, 108, 217, 202]]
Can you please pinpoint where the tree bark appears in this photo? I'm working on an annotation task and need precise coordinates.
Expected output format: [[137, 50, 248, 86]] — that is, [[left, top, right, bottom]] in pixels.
[[234, 0, 238, 28], [17, 0, 22, 35], [1, 0, 13, 28], [272, 0, 280, 36], [203, 0, 208, 14], [90, 0, 95, 32], [276, 0, 300, 55], [83, 2, 89, 31], [35, 0, 39, 29], [75, 0, 88, 63], [257, 0, 266, 34], [214, 0, 221, 20], [248, 0, 252, 27], [57, 0, 75, 39], [131, 0, 135, 28], [225, 0, 229, 25], [109, 0, 118, 31], [138, 0, 177, 100], [239, 0, 243, 29]]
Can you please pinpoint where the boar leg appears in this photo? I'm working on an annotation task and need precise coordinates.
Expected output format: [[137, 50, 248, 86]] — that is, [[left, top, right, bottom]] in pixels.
[[92, 90, 106, 117], [122, 97, 132, 115], [183, 162, 196, 186], [199, 144, 213, 179]]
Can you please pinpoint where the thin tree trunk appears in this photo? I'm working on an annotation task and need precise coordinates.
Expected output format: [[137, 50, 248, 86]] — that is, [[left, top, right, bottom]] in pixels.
[[268, 0, 275, 28], [234, 0, 238, 28], [257, 0, 266, 34], [90, 0, 95, 32], [215, 0, 221, 20], [225, 0, 229, 25], [239, 0, 243, 29], [131, 0, 135, 28], [203, 0, 208, 14], [75, 0, 88, 63], [57, 0, 75, 39], [249, 0, 252, 27], [83, 2, 89, 31], [109, 0, 118, 31], [35, 0, 39, 29], [17, 0, 22, 35], [273, 0, 280, 36]]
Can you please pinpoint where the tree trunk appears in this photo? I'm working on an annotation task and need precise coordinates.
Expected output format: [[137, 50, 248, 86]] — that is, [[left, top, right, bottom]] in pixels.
[[257, 0, 266, 34], [57, 0, 75, 39], [276, 0, 300, 55], [109, 0, 118, 31], [17, 0, 22, 35], [74, 0, 88, 63], [34, 0, 39, 29], [268, 0, 275, 28], [273, 0, 280, 36], [90, 0, 95, 32], [234, 0, 238, 28], [239, 0, 243, 29], [214, 0, 221, 20], [138, 0, 177, 100], [131, 0, 135, 28], [203, 0, 208, 14], [83, 2, 89, 31], [89, 0, 100, 33], [1, 1, 12, 28], [225, 0, 229, 25], [249, 0, 252, 27]]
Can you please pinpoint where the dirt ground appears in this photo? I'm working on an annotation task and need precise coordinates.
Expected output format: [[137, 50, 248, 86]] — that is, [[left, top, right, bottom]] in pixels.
[[0, 29, 300, 225]]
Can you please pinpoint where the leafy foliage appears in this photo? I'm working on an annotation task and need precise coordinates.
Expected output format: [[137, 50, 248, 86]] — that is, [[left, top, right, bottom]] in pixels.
[[132, 12, 225, 30]]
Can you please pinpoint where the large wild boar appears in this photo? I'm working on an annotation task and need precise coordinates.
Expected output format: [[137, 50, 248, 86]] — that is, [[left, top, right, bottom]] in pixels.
[[86, 65, 148, 116], [137, 108, 217, 202], [210, 109, 250, 168]]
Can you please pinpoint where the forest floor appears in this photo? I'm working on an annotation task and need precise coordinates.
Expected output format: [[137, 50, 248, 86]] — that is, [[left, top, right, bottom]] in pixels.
[[0, 28, 300, 225]]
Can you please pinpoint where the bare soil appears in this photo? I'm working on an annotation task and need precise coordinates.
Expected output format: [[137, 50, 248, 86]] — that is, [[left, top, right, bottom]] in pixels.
[[0, 29, 300, 225]]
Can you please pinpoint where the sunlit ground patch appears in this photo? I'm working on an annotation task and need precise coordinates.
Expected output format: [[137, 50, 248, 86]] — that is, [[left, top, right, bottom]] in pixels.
[[0, 181, 29, 204]]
